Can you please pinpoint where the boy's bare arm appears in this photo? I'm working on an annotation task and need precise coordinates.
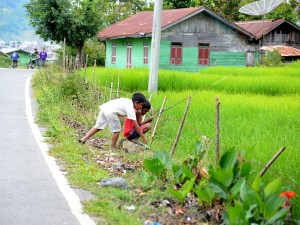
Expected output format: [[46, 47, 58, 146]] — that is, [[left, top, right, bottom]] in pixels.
[[133, 120, 147, 144], [142, 116, 154, 124], [136, 111, 143, 125]]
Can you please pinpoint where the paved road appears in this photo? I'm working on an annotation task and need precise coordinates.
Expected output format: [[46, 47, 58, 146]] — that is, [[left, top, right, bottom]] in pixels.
[[0, 69, 87, 225]]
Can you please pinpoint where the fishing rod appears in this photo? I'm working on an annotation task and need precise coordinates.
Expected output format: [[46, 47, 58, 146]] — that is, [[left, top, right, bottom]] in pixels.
[[151, 75, 230, 117]]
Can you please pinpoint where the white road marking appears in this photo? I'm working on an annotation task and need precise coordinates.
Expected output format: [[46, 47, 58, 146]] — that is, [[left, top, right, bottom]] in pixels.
[[25, 75, 96, 225]]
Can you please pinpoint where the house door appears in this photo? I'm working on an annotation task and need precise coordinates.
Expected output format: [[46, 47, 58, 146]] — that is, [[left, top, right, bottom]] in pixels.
[[126, 42, 132, 68], [246, 51, 255, 66]]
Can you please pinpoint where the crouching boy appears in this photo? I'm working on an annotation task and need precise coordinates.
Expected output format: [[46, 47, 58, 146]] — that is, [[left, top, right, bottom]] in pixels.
[[123, 100, 153, 143], [79, 93, 148, 149]]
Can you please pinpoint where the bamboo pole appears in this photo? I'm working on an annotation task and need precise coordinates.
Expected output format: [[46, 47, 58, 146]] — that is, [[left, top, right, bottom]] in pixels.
[[260, 146, 286, 177], [83, 54, 88, 81], [109, 82, 113, 100], [92, 59, 96, 85], [62, 37, 66, 72], [69, 56, 72, 73], [215, 97, 220, 163], [150, 97, 167, 146], [65, 55, 69, 74], [103, 81, 108, 104], [116, 73, 120, 98], [171, 96, 191, 157]]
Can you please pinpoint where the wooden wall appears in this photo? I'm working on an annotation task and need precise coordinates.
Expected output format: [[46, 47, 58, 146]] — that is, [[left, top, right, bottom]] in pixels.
[[105, 11, 259, 70], [263, 23, 300, 49]]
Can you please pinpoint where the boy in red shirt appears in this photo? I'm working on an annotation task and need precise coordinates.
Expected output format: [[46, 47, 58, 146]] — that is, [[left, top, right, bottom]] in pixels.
[[79, 93, 147, 149], [123, 101, 153, 143]]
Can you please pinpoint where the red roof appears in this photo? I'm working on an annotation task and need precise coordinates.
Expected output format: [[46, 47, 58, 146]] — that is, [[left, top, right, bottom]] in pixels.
[[261, 45, 300, 57], [98, 7, 202, 39], [235, 19, 285, 39]]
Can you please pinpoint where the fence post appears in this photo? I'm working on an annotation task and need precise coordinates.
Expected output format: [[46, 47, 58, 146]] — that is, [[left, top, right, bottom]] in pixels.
[[83, 54, 88, 81], [116, 73, 120, 98], [150, 97, 167, 146], [92, 59, 96, 86], [109, 82, 113, 100], [103, 81, 108, 104], [62, 37, 66, 72], [171, 96, 191, 157], [215, 97, 220, 164]]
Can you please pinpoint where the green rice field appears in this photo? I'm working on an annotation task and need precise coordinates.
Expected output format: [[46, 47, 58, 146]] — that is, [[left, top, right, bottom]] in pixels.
[[83, 61, 300, 213]]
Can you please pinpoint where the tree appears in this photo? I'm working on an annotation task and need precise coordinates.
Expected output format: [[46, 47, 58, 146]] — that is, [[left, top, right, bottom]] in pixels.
[[101, 0, 150, 26], [25, 0, 103, 68]]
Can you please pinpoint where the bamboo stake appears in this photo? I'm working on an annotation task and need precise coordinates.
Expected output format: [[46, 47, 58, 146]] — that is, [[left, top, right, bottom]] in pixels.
[[109, 82, 113, 100], [150, 97, 167, 146], [62, 37, 66, 72], [92, 59, 96, 85], [215, 97, 220, 163], [65, 55, 69, 74], [171, 96, 191, 157], [116, 73, 120, 98], [83, 54, 88, 81], [103, 81, 108, 104], [69, 56, 72, 73], [260, 146, 286, 177]]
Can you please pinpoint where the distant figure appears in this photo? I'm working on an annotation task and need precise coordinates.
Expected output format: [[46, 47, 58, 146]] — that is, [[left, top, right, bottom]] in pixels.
[[28, 48, 39, 69], [39, 48, 47, 67], [11, 51, 19, 68]]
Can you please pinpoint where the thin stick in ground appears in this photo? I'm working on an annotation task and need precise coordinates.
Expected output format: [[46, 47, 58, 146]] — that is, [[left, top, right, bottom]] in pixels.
[[260, 146, 286, 177], [150, 97, 167, 146], [171, 96, 191, 157], [215, 97, 220, 164]]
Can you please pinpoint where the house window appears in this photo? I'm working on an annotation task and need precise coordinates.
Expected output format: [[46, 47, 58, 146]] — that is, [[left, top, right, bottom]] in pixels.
[[126, 42, 132, 68], [111, 42, 116, 64], [198, 43, 210, 66], [143, 42, 149, 64], [170, 43, 182, 66]]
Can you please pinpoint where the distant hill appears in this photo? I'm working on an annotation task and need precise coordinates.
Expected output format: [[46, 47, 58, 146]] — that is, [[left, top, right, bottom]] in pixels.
[[0, 0, 40, 42]]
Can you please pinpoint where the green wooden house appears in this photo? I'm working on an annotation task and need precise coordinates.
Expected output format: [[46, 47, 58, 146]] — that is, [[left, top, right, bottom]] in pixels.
[[1, 48, 32, 64], [98, 6, 260, 71]]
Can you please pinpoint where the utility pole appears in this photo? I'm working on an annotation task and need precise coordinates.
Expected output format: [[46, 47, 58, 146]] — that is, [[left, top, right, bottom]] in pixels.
[[148, 0, 163, 93]]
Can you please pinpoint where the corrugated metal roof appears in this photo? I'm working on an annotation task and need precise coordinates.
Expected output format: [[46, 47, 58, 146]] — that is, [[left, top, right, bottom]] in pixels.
[[98, 7, 202, 39], [98, 7, 253, 40], [235, 19, 285, 39], [260, 45, 300, 56]]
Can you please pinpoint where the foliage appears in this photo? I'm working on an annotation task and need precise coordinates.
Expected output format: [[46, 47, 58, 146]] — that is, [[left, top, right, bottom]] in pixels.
[[147, 142, 296, 223], [191, 0, 300, 22], [261, 49, 283, 67], [25, 0, 103, 67], [0, 56, 13, 68], [143, 150, 172, 180], [84, 40, 106, 66], [82, 64, 300, 95], [101, 0, 151, 26]]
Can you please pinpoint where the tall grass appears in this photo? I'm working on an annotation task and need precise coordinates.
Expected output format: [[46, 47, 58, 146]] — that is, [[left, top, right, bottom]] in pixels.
[[84, 64, 300, 95], [83, 62, 300, 214]]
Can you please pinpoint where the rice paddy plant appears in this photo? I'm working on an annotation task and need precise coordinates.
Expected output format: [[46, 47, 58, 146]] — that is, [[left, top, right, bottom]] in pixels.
[[83, 63, 300, 96], [81, 61, 300, 215]]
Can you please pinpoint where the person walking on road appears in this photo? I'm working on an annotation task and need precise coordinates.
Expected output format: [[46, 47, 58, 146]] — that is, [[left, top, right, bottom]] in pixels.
[[39, 48, 47, 67]]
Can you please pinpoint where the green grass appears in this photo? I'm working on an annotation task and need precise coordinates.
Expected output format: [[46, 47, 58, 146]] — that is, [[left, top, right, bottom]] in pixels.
[[82, 62, 300, 215], [33, 62, 300, 223]]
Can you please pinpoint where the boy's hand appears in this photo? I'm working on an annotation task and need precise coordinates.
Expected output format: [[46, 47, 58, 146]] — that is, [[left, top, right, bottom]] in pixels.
[[148, 116, 154, 122], [142, 136, 147, 144]]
